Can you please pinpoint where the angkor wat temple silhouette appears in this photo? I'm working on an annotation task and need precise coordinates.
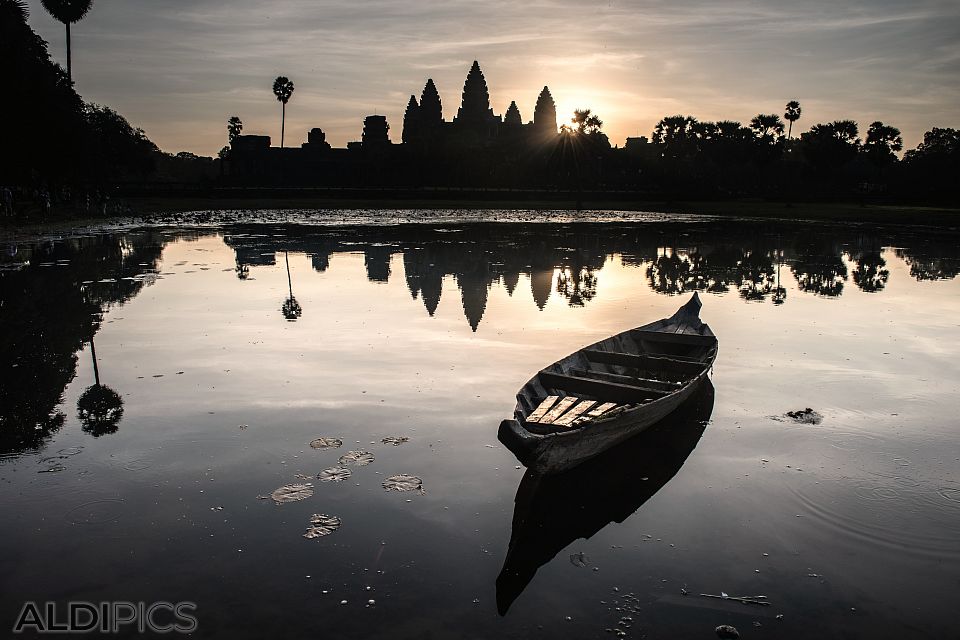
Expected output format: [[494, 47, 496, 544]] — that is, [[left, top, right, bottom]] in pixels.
[[229, 61, 604, 187], [401, 61, 559, 148]]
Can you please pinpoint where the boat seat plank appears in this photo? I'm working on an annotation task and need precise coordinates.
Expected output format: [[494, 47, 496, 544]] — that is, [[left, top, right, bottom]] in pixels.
[[641, 351, 711, 363], [553, 400, 596, 427], [632, 330, 716, 346], [586, 402, 617, 417], [526, 395, 559, 422], [537, 396, 578, 424], [583, 349, 706, 375], [571, 368, 680, 392], [539, 371, 669, 403]]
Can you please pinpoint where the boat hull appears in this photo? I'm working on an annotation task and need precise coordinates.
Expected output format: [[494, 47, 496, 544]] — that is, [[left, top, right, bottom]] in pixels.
[[498, 368, 710, 474], [498, 293, 717, 475]]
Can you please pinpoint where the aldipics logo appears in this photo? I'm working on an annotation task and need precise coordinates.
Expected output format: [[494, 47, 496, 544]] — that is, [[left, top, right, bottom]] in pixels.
[[12, 602, 198, 634]]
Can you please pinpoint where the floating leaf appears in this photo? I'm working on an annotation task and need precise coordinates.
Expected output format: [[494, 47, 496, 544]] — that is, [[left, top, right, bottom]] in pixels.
[[339, 450, 375, 466], [310, 437, 342, 450], [382, 474, 422, 492], [270, 483, 314, 504], [303, 513, 341, 539], [381, 436, 409, 446], [317, 466, 351, 483]]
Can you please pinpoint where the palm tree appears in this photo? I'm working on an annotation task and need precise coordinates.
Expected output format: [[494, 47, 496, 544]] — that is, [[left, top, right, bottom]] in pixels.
[[272, 76, 295, 148], [784, 100, 802, 139], [40, 0, 94, 83], [749, 113, 785, 141], [227, 116, 243, 143]]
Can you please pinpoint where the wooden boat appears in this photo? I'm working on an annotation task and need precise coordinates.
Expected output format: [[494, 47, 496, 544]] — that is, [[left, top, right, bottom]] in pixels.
[[497, 292, 717, 475], [496, 381, 714, 615]]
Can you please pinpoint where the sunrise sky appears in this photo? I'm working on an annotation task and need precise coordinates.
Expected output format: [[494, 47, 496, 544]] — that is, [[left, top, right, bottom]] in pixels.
[[24, 0, 960, 156]]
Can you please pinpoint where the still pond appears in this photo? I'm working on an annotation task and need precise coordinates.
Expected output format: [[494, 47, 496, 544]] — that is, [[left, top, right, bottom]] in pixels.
[[1, 215, 958, 638]]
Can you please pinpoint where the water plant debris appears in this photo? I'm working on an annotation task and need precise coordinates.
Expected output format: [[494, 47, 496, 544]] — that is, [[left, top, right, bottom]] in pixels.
[[770, 408, 823, 424], [699, 593, 771, 606], [303, 513, 341, 538], [310, 437, 343, 449]]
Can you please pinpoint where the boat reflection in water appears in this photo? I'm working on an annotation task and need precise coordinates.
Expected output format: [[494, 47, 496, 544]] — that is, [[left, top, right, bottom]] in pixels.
[[495, 380, 715, 615]]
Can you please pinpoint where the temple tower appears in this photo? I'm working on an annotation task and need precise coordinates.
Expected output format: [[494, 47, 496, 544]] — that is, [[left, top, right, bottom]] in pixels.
[[362, 115, 390, 146], [402, 95, 420, 144], [419, 79, 443, 128], [504, 101, 522, 126], [533, 86, 558, 136], [457, 61, 492, 123], [454, 61, 500, 141]]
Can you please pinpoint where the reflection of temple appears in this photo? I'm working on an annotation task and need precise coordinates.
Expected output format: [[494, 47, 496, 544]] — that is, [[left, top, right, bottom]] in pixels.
[[3, 223, 957, 458], [225, 227, 611, 331], [221, 223, 956, 331]]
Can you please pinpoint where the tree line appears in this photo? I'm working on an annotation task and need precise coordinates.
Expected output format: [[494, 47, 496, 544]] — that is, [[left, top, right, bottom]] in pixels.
[[621, 106, 956, 202], [2, 0, 957, 209]]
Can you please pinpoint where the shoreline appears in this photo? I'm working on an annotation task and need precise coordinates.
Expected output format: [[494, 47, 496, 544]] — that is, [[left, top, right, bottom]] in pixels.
[[2, 197, 958, 240]]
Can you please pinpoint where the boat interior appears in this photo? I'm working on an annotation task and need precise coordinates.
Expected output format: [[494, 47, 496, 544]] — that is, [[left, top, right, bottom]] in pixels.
[[517, 322, 717, 434]]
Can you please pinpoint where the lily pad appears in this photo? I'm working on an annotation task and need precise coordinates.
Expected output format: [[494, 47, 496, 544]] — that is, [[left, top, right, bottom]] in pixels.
[[310, 437, 343, 450], [382, 474, 422, 492], [339, 450, 375, 466], [381, 436, 409, 446], [317, 466, 352, 483], [270, 483, 314, 504], [303, 513, 341, 539]]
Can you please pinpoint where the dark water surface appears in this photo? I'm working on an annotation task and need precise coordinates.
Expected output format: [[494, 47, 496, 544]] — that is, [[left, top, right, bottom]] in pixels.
[[1, 217, 958, 639]]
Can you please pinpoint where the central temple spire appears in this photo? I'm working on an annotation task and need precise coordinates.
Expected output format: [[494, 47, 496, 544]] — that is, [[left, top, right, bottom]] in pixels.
[[457, 60, 492, 123]]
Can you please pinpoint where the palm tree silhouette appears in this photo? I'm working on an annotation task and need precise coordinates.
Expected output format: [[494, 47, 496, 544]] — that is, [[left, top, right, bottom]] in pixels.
[[227, 115, 243, 143], [749, 113, 785, 141], [272, 77, 295, 148], [40, 0, 94, 83], [784, 100, 802, 139]]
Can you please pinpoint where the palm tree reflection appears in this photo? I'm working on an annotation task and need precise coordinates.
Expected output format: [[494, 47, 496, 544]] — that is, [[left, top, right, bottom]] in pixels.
[[646, 249, 690, 294], [76, 338, 124, 437], [791, 240, 848, 297], [852, 251, 889, 293], [736, 250, 775, 301], [556, 267, 597, 306], [281, 251, 302, 321]]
